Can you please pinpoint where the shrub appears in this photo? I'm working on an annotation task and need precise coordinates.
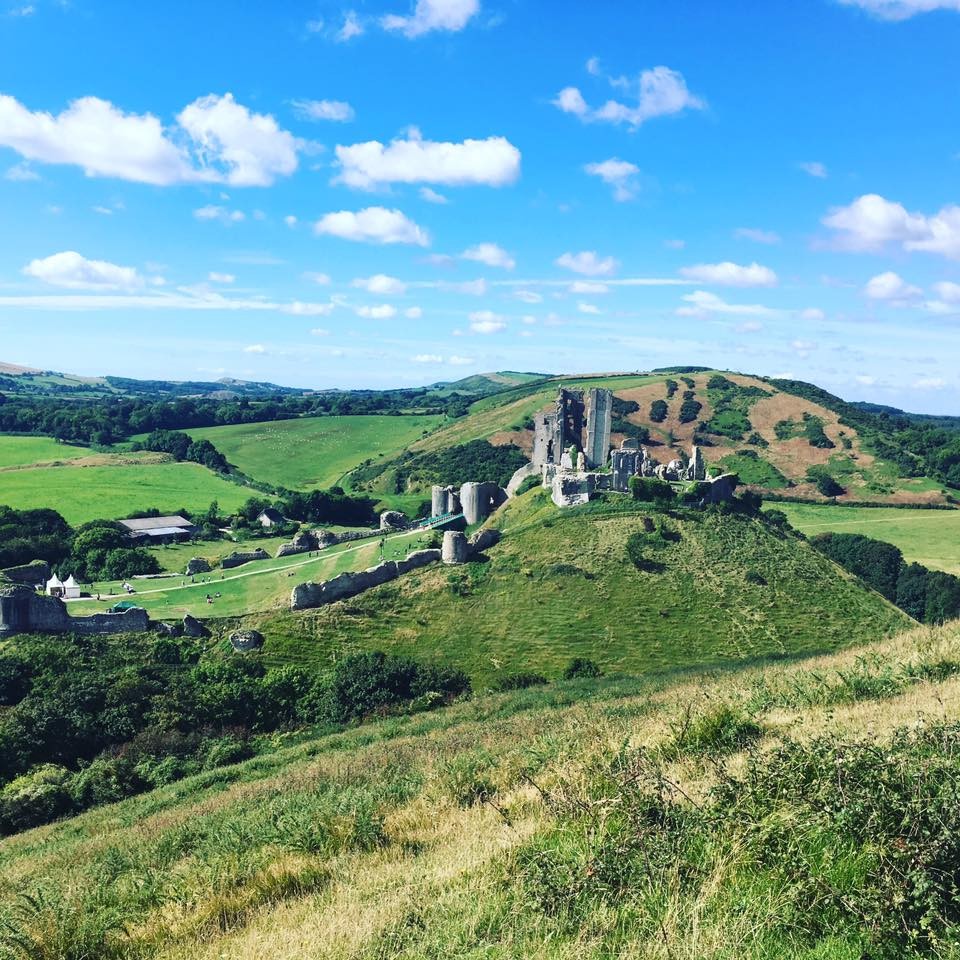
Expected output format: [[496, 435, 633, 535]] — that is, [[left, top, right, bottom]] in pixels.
[[0, 765, 75, 834], [562, 657, 602, 680], [678, 391, 702, 424], [665, 703, 762, 758], [815, 473, 845, 497], [629, 476, 675, 503], [492, 672, 548, 692], [649, 399, 668, 423]]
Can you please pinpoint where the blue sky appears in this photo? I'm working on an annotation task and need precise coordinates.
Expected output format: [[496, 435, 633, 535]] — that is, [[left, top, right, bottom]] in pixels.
[[1, 0, 959, 412]]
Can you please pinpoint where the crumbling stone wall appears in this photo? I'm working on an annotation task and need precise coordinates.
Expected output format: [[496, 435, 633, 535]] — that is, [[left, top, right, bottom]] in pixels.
[[221, 548, 270, 569], [0, 583, 149, 638], [0, 560, 52, 587], [585, 388, 613, 468]]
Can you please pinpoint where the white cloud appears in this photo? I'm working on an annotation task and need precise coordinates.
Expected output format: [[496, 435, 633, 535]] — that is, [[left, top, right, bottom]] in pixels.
[[468, 309, 506, 334], [303, 271, 331, 285], [284, 215, 298, 228], [800, 161, 828, 179], [382, 0, 480, 37], [208, 272, 235, 283], [337, 10, 364, 40], [92, 205, 113, 216], [305, 17, 325, 33], [419, 186, 448, 204], [838, 0, 960, 20], [244, 344, 267, 354], [352, 273, 407, 295], [514, 289, 543, 304], [823, 193, 960, 259], [461, 242, 515, 270], [356, 303, 397, 319], [0, 92, 299, 187], [679, 261, 778, 287], [734, 227, 781, 245], [405, 306, 423, 318], [23, 251, 144, 291], [334, 132, 520, 190], [177, 93, 299, 187], [664, 238, 686, 250], [676, 290, 778, 318], [413, 353, 444, 363], [569, 280, 609, 294], [553, 87, 589, 117], [554, 66, 705, 129], [310, 327, 330, 336], [291, 99, 355, 122], [8, 4, 35, 15], [283, 301, 336, 316], [194, 204, 245, 224], [314, 206, 429, 245], [912, 376, 948, 389], [933, 280, 960, 302], [864, 270, 923, 302], [577, 301, 601, 314], [449, 355, 474, 365], [584, 157, 640, 201], [800, 307, 826, 321], [555, 250, 618, 277], [4, 161, 39, 181]]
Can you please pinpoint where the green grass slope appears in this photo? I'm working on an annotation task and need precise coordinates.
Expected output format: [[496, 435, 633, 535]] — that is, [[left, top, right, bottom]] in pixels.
[[4, 621, 960, 959], [251, 492, 911, 684], [0, 435, 97, 468], [0, 459, 253, 525], [183, 414, 442, 491]]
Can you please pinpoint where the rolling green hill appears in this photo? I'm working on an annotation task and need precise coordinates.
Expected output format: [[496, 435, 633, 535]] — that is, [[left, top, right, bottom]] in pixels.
[[182, 414, 444, 493], [241, 490, 911, 684], [345, 370, 957, 507]]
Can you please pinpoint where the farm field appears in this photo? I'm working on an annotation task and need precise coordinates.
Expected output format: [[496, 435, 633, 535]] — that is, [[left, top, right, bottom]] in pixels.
[[184, 414, 443, 491], [68, 525, 439, 619], [0, 459, 254, 525], [0, 435, 96, 467], [769, 502, 960, 576]]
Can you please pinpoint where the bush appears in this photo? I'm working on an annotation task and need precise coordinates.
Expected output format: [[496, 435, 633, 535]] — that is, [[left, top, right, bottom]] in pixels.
[[665, 703, 762, 758], [815, 473, 845, 497], [563, 657, 602, 680], [649, 399, 668, 423], [492, 672, 548, 692], [629, 476, 675, 503], [0, 764, 75, 834]]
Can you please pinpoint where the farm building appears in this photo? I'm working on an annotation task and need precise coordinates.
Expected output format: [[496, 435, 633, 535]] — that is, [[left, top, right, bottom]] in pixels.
[[119, 515, 196, 544], [257, 507, 286, 529]]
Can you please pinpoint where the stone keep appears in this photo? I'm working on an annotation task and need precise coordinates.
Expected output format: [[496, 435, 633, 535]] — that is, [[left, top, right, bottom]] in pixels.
[[585, 388, 613, 468]]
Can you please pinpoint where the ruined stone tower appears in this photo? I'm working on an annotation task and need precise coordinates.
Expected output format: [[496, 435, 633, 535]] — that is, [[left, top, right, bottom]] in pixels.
[[585, 388, 613, 469]]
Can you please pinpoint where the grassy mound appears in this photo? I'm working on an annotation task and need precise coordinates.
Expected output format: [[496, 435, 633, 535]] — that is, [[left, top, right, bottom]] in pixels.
[[252, 491, 911, 684]]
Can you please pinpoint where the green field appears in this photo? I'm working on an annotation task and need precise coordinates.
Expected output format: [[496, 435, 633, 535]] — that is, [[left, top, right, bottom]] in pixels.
[[184, 414, 444, 491], [68, 526, 438, 619], [0, 435, 96, 467], [769, 502, 960, 576], [0, 460, 254, 525]]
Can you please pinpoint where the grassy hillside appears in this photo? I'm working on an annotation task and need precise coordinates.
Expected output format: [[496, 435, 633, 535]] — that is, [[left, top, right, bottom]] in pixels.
[[0, 456, 253, 525], [345, 371, 953, 506], [67, 525, 440, 620], [183, 414, 443, 492], [0, 435, 97, 468], [3, 619, 960, 958], [769, 501, 960, 576], [241, 491, 910, 684]]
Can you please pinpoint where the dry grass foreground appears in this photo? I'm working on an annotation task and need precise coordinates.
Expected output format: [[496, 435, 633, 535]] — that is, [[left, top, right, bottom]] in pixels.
[[4, 620, 960, 958]]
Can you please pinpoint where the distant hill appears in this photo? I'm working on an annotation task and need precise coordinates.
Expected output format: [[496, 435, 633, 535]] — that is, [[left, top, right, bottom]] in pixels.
[[427, 370, 552, 397], [0, 363, 311, 400]]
